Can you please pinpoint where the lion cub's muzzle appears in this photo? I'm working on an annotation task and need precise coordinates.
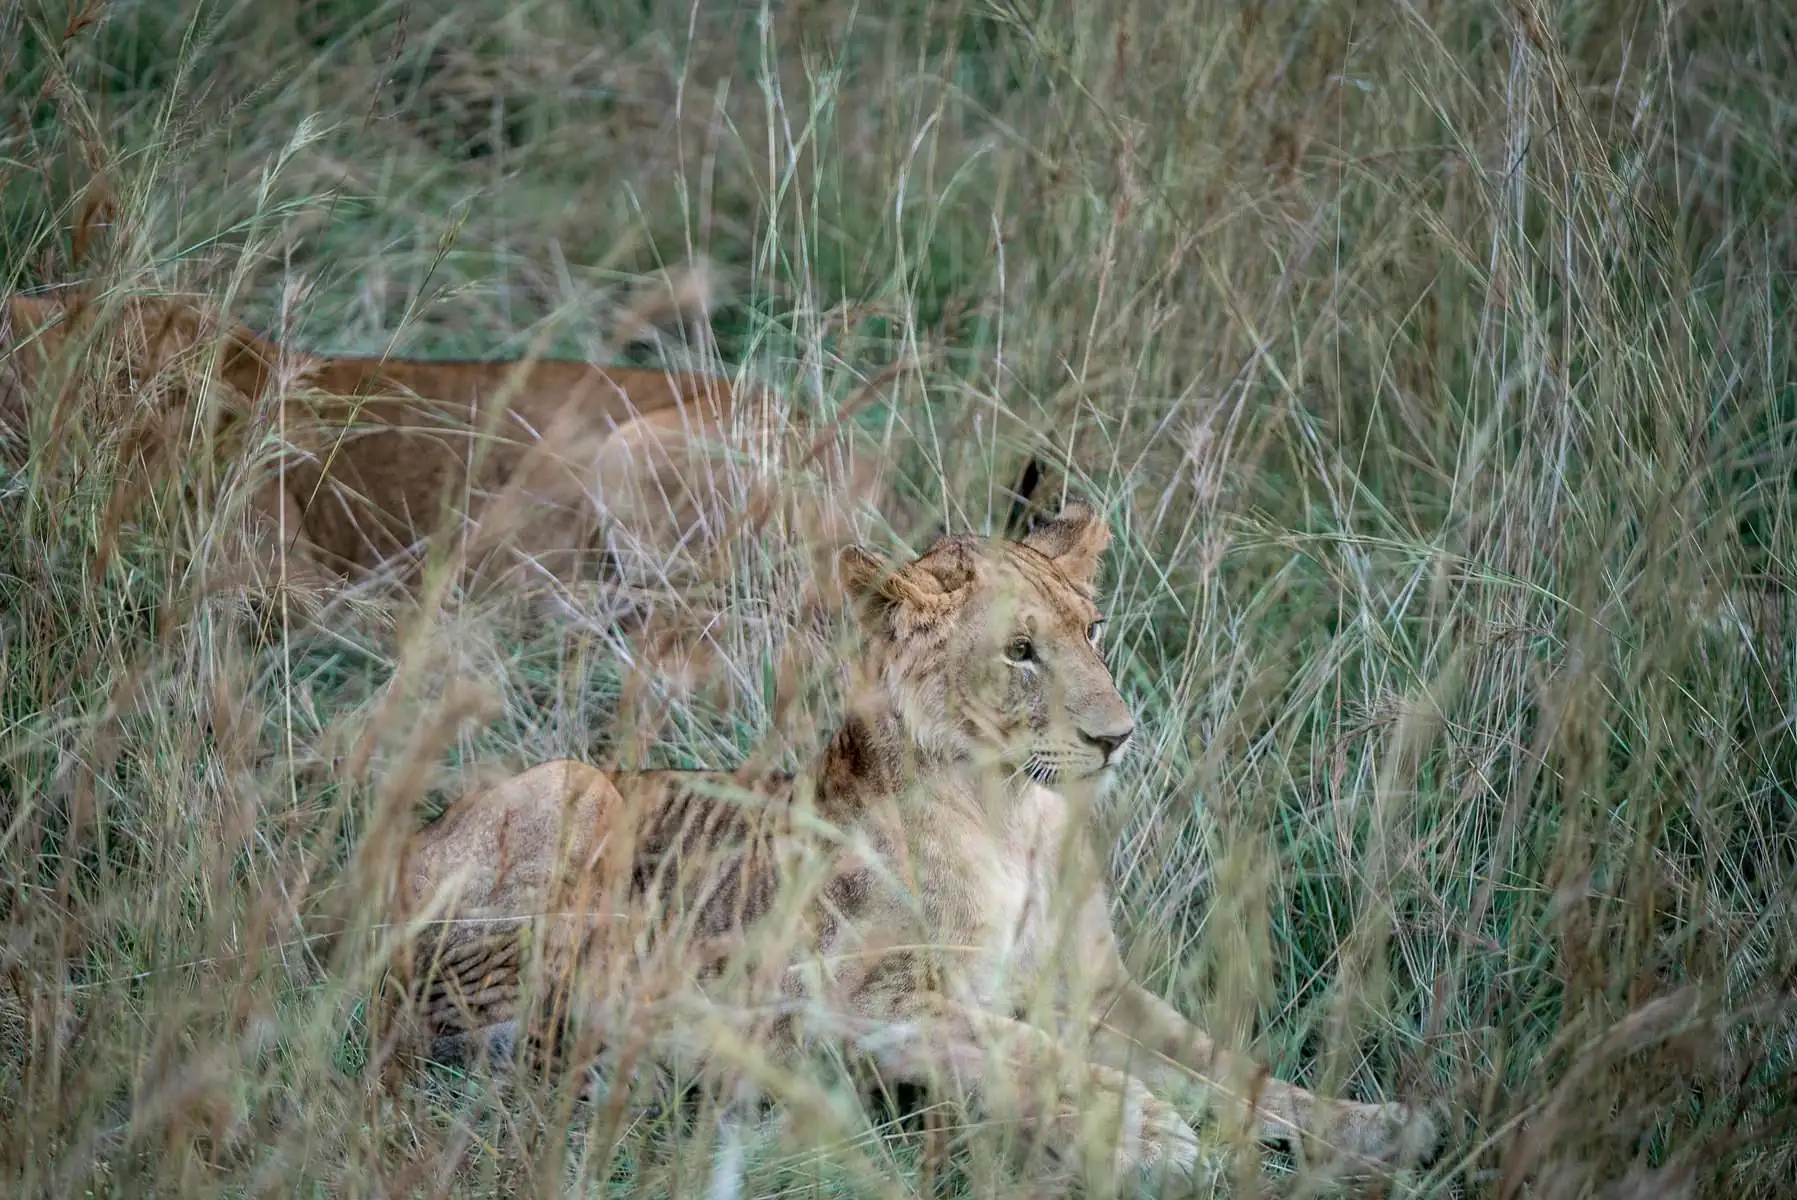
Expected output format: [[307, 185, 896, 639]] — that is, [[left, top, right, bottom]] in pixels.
[[1079, 724, 1133, 768]]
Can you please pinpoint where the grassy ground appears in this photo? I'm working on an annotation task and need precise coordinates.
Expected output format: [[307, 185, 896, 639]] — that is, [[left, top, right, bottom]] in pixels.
[[2, 0, 1794, 1195]]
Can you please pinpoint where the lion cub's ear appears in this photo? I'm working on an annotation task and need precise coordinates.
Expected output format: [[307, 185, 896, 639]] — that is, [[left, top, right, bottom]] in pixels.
[[1020, 503, 1112, 591], [840, 545, 955, 626]]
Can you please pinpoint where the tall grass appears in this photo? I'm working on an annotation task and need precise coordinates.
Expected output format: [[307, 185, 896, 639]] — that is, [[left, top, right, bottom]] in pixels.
[[2, 0, 1793, 1195]]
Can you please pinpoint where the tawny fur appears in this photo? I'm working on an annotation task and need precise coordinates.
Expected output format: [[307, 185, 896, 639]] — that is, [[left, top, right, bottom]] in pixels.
[[382, 505, 1442, 1186], [0, 289, 880, 598]]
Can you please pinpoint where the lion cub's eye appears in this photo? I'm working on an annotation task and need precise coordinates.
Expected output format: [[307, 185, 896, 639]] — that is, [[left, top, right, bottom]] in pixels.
[[1087, 621, 1105, 646], [1004, 636, 1036, 664]]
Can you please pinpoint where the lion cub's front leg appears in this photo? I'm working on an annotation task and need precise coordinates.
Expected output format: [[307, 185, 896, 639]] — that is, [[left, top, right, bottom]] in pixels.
[[1069, 897, 1438, 1173], [848, 994, 1201, 1185], [1089, 978, 1436, 1169]]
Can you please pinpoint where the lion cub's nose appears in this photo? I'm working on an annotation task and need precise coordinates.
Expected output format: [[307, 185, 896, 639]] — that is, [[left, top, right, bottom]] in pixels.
[[1081, 726, 1133, 762]]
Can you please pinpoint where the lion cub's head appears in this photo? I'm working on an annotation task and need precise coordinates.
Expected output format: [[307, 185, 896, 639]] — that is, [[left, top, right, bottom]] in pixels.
[[3, 292, 281, 439], [840, 504, 1134, 785]]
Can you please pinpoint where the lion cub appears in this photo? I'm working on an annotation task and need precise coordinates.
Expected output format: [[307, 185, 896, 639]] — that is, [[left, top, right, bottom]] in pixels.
[[383, 506, 1439, 1183], [2, 289, 878, 597]]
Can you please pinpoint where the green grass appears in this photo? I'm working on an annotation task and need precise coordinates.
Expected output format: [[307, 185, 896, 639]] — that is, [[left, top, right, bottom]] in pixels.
[[3, 0, 1795, 1195]]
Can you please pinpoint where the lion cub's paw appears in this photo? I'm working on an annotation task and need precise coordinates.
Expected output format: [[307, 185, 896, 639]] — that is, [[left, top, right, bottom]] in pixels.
[[1337, 1098, 1443, 1170], [1115, 1082, 1202, 1179]]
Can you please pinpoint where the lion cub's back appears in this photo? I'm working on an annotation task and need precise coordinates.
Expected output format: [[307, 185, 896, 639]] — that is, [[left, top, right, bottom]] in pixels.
[[404, 759, 628, 920], [403, 761, 798, 919]]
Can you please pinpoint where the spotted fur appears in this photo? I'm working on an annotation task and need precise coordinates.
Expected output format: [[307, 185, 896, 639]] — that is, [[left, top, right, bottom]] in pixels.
[[380, 506, 1442, 1184]]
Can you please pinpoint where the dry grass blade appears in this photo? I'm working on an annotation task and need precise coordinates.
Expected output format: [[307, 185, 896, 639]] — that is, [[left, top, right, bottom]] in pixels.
[[2, 1, 1793, 1197]]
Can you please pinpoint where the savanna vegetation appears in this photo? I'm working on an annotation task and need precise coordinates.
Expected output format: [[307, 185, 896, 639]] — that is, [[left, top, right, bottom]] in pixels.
[[1, 0, 1793, 1196]]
